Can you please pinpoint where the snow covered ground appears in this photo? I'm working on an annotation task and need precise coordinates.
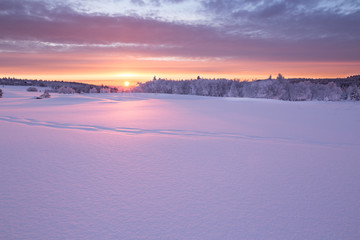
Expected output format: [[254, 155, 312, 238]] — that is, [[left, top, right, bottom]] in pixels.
[[1, 86, 359, 240]]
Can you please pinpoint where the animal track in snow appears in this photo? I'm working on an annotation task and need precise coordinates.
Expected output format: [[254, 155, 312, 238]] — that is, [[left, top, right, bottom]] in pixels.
[[0, 116, 355, 147]]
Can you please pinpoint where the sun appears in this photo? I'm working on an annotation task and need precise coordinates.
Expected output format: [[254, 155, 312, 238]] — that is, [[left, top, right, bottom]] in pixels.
[[124, 81, 130, 87]]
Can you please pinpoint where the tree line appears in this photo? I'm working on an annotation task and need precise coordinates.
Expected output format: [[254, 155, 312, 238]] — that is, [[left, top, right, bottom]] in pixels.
[[0, 77, 118, 94], [133, 75, 360, 101], [2, 75, 360, 101]]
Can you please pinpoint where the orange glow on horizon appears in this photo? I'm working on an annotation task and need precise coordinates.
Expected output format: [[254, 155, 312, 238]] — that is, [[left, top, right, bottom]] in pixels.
[[0, 52, 358, 85]]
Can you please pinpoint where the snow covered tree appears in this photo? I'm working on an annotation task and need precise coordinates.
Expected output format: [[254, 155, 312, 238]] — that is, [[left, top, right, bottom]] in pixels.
[[242, 81, 259, 98], [256, 80, 276, 98], [227, 81, 239, 97], [89, 87, 98, 93], [27, 86, 38, 92], [346, 84, 360, 100], [289, 81, 312, 101], [325, 82, 343, 101], [277, 73, 285, 80], [57, 86, 76, 94], [40, 90, 51, 98], [100, 88, 111, 93], [310, 83, 343, 101]]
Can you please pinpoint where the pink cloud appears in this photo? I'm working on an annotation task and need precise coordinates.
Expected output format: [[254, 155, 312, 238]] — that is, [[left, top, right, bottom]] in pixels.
[[1, 0, 359, 62]]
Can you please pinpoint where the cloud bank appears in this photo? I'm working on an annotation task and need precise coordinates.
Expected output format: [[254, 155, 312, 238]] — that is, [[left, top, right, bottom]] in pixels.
[[0, 0, 359, 80]]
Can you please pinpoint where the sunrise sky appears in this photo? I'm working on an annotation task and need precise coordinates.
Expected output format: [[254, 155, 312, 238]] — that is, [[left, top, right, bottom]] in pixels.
[[0, 0, 359, 85]]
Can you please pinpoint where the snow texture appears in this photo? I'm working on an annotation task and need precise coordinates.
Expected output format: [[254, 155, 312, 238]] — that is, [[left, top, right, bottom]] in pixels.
[[1, 86, 360, 240]]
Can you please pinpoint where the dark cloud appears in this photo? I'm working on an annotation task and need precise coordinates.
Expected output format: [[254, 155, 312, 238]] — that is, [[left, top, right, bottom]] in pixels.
[[257, 2, 288, 18], [161, 0, 187, 3], [126, 0, 187, 8], [0, 0, 359, 62], [201, 0, 360, 41], [131, 0, 145, 6]]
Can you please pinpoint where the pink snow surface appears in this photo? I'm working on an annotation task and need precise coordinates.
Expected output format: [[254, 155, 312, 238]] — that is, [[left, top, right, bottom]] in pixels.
[[1, 86, 359, 239]]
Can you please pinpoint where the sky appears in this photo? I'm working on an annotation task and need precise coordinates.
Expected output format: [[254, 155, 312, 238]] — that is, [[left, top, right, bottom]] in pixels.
[[0, 0, 359, 85]]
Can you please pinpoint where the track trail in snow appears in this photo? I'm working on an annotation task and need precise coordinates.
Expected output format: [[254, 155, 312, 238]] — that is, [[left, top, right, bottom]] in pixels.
[[0, 116, 356, 148]]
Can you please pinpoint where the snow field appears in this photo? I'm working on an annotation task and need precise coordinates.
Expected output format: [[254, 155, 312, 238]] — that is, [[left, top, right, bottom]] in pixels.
[[1, 86, 359, 239]]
